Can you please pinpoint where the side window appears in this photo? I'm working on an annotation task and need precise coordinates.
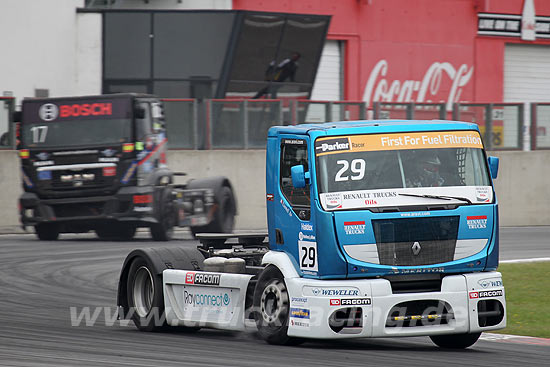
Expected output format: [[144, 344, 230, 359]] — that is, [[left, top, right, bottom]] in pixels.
[[136, 102, 152, 141], [280, 139, 310, 218]]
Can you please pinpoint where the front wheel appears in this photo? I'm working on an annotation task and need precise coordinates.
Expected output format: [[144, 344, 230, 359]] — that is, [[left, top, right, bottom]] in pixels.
[[253, 266, 302, 345], [35, 223, 59, 241], [430, 332, 482, 349]]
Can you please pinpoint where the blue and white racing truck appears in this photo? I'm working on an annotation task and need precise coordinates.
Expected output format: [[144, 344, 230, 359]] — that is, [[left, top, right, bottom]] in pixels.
[[118, 120, 505, 348]]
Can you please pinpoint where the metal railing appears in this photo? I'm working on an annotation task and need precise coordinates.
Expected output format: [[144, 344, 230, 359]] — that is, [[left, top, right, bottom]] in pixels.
[[4, 97, 547, 151]]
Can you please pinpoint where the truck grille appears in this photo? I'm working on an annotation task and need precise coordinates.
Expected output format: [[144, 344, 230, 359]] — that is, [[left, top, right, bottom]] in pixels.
[[372, 216, 459, 266]]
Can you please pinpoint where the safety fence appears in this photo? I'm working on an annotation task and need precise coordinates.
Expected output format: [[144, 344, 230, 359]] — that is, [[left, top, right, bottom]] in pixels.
[[3, 97, 550, 150]]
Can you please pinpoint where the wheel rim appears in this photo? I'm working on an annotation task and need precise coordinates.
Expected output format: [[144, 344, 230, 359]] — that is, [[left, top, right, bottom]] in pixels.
[[133, 266, 154, 318], [260, 280, 289, 325]]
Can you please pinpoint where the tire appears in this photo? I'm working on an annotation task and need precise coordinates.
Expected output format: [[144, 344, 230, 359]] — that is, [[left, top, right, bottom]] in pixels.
[[126, 257, 166, 332], [191, 186, 236, 235], [151, 188, 176, 241], [96, 223, 136, 241], [253, 266, 302, 345], [430, 332, 482, 349], [35, 223, 59, 241]]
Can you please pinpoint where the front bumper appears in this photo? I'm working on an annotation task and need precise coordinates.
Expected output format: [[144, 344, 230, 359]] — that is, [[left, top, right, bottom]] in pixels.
[[285, 271, 506, 339], [19, 187, 157, 227]]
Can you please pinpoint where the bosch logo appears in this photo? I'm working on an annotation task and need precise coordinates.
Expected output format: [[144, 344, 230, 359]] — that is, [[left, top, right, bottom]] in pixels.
[[39, 103, 59, 121], [58, 103, 112, 118]]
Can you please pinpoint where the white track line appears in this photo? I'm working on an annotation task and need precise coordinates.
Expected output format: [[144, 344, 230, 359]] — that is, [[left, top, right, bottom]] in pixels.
[[500, 257, 550, 264]]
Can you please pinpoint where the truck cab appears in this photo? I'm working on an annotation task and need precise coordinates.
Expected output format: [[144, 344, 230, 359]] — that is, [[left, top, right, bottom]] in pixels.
[[17, 94, 235, 241], [266, 121, 500, 280]]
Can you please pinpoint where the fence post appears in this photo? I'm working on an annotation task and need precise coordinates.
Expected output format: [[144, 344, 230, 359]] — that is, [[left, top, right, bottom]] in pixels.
[[452, 103, 460, 121], [439, 103, 446, 120], [359, 102, 366, 120], [373, 102, 380, 119], [192, 99, 199, 150], [243, 100, 249, 150], [518, 103, 524, 151], [206, 100, 212, 150], [530, 103, 537, 150], [407, 102, 415, 120], [485, 104, 493, 151], [278, 100, 283, 125], [325, 102, 332, 122]]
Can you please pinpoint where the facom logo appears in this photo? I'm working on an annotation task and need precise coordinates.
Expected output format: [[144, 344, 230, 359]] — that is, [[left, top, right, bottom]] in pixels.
[[184, 272, 221, 286]]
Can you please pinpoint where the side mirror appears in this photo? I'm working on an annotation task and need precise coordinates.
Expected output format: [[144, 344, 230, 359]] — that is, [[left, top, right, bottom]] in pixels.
[[291, 165, 310, 188], [134, 107, 145, 119], [488, 156, 499, 179], [12, 111, 21, 123]]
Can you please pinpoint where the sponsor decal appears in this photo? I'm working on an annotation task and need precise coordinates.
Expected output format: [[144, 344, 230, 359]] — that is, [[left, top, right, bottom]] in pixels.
[[121, 162, 137, 184], [324, 192, 343, 210], [37, 170, 52, 180], [310, 288, 360, 297], [33, 160, 54, 167], [183, 290, 230, 307], [282, 138, 306, 145], [266, 194, 274, 201], [363, 60, 473, 112], [19, 149, 30, 159], [470, 290, 503, 299], [280, 199, 292, 216], [315, 137, 351, 154], [290, 319, 310, 328], [300, 222, 313, 231], [475, 187, 491, 203], [467, 215, 487, 229], [298, 232, 315, 241], [401, 211, 431, 217], [184, 272, 221, 286], [290, 308, 310, 319], [391, 267, 445, 274], [291, 297, 308, 305], [122, 143, 134, 153], [98, 157, 119, 163], [59, 103, 112, 118], [344, 221, 366, 235], [478, 278, 503, 289], [330, 298, 372, 306]]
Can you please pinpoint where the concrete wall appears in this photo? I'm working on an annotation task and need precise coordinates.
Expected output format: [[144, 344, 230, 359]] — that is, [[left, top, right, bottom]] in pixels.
[[0, 150, 548, 233]]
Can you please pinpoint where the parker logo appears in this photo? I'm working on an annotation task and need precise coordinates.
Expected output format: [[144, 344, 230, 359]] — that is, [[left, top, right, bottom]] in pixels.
[[467, 215, 487, 229], [315, 138, 350, 153], [184, 272, 220, 286], [344, 221, 366, 235]]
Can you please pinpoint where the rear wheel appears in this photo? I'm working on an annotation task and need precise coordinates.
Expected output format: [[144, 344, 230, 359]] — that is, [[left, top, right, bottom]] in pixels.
[[35, 223, 59, 241], [253, 266, 302, 345], [151, 188, 176, 241], [126, 257, 165, 331], [191, 186, 235, 235], [430, 332, 482, 349]]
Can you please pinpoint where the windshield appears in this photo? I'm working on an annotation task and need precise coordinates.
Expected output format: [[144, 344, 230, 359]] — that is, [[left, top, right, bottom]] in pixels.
[[21, 119, 132, 148], [315, 130, 492, 211]]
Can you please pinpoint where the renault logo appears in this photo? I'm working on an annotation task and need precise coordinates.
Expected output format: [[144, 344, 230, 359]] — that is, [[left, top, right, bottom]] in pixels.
[[412, 241, 421, 256]]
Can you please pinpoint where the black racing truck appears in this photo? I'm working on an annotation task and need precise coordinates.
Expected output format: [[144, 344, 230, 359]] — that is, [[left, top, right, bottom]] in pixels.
[[15, 94, 236, 241]]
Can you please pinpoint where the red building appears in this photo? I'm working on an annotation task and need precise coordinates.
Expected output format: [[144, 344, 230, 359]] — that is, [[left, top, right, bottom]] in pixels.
[[234, 0, 550, 108]]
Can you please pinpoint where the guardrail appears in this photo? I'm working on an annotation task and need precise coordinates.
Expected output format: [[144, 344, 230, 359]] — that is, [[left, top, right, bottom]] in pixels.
[[4, 97, 549, 151]]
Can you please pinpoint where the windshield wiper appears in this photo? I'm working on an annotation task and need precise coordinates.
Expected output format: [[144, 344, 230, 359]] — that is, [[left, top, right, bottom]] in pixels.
[[399, 193, 472, 204]]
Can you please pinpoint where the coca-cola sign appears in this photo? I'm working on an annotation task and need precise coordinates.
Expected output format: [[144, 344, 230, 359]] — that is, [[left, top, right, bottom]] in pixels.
[[362, 59, 474, 111]]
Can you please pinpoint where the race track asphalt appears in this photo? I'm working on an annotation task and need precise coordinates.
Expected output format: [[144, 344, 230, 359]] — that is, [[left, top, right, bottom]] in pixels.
[[0, 228, 548, 366]]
